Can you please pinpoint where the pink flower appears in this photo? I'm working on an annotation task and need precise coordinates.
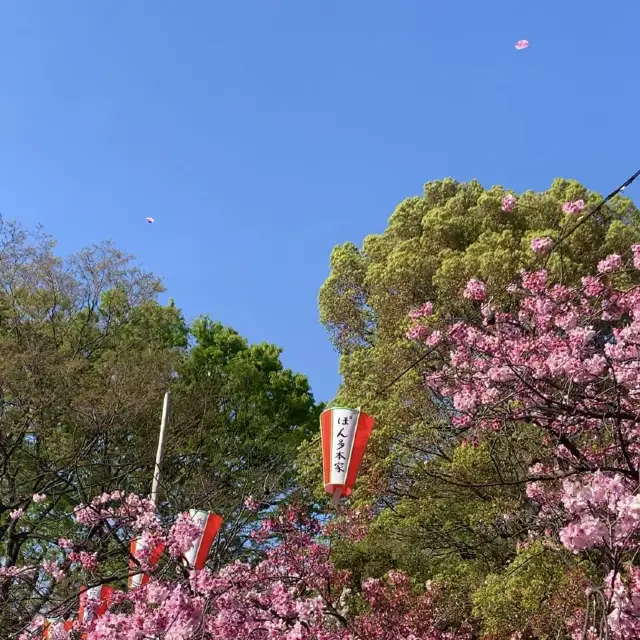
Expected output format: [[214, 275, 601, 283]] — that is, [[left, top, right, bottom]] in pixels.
[[562, 199, 585, 214], [582, 275, 604, 297], [463, 278, 487, 301], [244, 496, 260, 511], [168, 512, 203, 557], [69, 551, 98, 571], [597, 254, 622, 273], [453, 388, 478, 413], [32, 493, 47, 503], [57, 538, 74, 550], [632, 244, 640, 270], [10, 508, 24, 521], [42, 560, 65, 582], [521, 270, 547, 293], [425, 330, 442, 346], [502, 194, 517, 212], [531, 236, 553, 253], [406, 323, 429, 341], [408, 301, 434, 319]]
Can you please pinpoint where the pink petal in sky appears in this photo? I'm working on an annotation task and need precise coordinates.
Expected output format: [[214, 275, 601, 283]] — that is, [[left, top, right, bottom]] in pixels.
[[146, 217, 155, 224], [515, 39, 529, 50]]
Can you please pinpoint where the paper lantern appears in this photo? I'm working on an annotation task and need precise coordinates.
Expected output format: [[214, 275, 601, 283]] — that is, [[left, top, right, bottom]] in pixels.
[[128, 537, 165, 589], [43, 619, 73, 638], [78, 584, 114, 624], [320, 407, 374, 505], [183, 510, 223, 570]]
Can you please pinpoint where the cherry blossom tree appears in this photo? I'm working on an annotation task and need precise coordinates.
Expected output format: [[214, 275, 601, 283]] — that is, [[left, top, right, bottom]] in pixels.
[[11, 492, 469, 639], [406, 240, 640, 638]]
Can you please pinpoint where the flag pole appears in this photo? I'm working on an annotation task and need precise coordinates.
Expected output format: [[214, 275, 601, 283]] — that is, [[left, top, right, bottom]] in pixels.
[[151, 391, 171, 505]]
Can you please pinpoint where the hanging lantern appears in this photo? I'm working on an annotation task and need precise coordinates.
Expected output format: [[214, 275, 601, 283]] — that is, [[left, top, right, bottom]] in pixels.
[[128, 537, 166, 589], [42, 618, 73, 638], [78, 584, 115, 624], [183, 510, 223, 570], [320, 406, 374, 505]]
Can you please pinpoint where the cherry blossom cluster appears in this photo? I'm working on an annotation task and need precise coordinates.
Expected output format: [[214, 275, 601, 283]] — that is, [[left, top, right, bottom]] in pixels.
[[559, 472, 640, 552], [531, 236, 553, 253], [405, 244, 640, 638], [18, 498, 469, 639], [562, 199, 586, 214]]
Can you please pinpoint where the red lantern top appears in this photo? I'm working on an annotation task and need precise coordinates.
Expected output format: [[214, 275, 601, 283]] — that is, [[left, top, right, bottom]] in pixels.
[[320, 407, 374, 505]]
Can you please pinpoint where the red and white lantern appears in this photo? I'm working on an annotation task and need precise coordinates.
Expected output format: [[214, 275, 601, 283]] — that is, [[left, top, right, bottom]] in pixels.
[[320, 406, 374, 505], [183, 510, 223, 570], [42, 618, 73, 638], [128, 537, 165, 589], [78, 584, 114, 624]]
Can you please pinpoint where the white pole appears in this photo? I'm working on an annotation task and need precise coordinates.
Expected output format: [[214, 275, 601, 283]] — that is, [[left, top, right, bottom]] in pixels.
[[150, 391, 171, 505]]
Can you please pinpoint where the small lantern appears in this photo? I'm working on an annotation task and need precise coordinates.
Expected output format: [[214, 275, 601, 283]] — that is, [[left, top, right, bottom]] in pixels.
[[78, 584, 115, 624], [320, 406, 374, 505], [183, 510, 223, 570], [128, 537, 165, 589]]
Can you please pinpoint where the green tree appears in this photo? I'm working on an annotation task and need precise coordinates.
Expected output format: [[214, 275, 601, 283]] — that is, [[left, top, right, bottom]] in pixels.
[[306, 177, 640, 632], [162, 317, 321, 563], [0, 218, 320, 627]]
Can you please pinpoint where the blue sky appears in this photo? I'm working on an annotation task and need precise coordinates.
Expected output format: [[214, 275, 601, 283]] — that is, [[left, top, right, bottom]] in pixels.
[[0, 1, 637, 402]]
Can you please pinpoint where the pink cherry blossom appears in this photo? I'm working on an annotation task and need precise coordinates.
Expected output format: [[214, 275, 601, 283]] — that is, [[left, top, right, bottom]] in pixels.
[[562, 199, 586, 214], [632, 244, 640, 270], [414, 244, 640, 637], [42, 559, 66, 582], [69, 550, 98, 572], [167, 512, 203, 558], [531, 236, 553, 253], [406, 323, 430, 341], [598, 253, 623, 273], [463, 278, 487, 301], [501, 194, 517, 212], [21, 501, 472, 640], [408, 301, 434, 319]]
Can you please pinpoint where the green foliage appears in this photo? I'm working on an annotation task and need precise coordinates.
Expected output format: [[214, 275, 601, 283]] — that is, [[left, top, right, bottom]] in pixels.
[[164, 317, 321, 530], [0, 218, 321, 627], [308, 177, 640, 635], [320, 178, 640, 353], [472, 542, 591, 639]]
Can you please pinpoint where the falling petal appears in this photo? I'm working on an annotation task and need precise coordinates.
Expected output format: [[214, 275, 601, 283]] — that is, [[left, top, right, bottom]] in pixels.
[[514, 40, 529, 50], [146, 217, 155, 224]]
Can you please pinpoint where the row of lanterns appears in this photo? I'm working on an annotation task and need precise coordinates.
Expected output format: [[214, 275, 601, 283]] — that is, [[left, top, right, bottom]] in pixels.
[[42, 511, 224, 637], [42, 407, 374, 637]]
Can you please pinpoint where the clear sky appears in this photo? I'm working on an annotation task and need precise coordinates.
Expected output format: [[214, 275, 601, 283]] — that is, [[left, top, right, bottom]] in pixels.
[[0, 1, 637, 402]]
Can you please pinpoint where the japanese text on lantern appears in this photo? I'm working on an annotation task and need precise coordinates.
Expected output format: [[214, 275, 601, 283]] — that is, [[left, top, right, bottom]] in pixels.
[[330, 408, 358, 486]]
